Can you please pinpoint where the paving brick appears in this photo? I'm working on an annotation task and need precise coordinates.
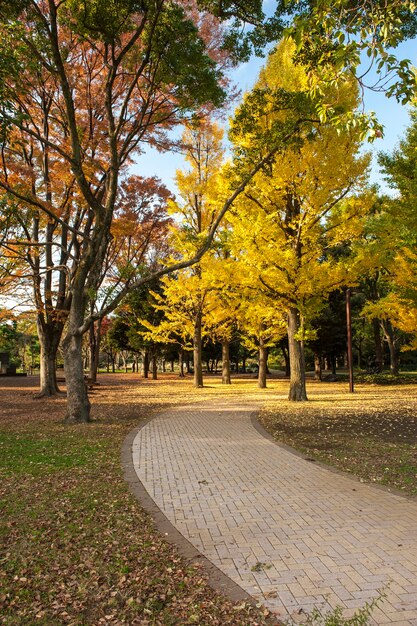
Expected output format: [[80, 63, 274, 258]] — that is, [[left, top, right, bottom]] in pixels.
[[132, 398, 417, 624]]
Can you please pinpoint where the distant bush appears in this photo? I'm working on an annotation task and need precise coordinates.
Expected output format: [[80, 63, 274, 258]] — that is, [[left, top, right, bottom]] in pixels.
[[355, 372, 417, 385]]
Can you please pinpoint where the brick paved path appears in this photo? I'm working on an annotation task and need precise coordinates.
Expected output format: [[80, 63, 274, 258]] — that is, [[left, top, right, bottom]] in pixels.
[[131, 399, 417, 624]]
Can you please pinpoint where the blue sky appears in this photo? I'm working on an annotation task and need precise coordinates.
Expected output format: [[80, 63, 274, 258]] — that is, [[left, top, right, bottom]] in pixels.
[[134, 36, 416, 196]]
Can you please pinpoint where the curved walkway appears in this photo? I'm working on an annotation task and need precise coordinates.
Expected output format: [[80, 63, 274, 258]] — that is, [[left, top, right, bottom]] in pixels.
[[129, 398, 417, 624]]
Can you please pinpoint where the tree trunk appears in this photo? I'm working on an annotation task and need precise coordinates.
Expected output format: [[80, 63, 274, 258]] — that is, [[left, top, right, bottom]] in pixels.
[[36, 318, 63, 397], [314, 352, 322, 380], [265, 348, 270, 375], [193, 311, 204, 388], [287, 307, 307, 401], [88, 318, 102, 383], [280, 338, 290, 377], [221, 339, 231, 384], [258, 336, 267, 389], [373, 318, 383, 372], [151, 353, 157, 380], [381, 320, 399, 375], [142, 350, 149, 378], [62, 305, 90, 423], [178, 347, 185, 378], [170, 359, 174, 372]]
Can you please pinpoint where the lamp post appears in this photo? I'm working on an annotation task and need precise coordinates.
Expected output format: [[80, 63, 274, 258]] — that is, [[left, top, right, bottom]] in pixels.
[[346, 288, 354, 393]]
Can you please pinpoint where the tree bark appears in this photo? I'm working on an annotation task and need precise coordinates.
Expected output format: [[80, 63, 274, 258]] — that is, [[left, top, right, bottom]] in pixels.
[[314, 352, 322, 380], [258, 336, 267, 389], [221, 339, 231, 384], [89, 318, 102, 383], [193, 311, 204, 387], [381, 320, 399, 375], [151, 353, 157, 380], [142, 350, 149, 378], [178, 347, 185, 378], [287, 307, 307, 401], [373, 318, 383, 372], [36, 318, 63, 397], [63, 304, 91, 423]]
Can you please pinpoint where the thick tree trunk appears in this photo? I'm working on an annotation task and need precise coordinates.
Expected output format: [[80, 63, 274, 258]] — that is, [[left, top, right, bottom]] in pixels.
[[193, 311, 204, 388], [314, 352, 322, 380], [287, 307, 307, 401], [373, 318, 383, 372], [63, 306, 91, 423], [258, 337, 267, 389], [221, 339, 231, 384], [36, 318, 63, 397]]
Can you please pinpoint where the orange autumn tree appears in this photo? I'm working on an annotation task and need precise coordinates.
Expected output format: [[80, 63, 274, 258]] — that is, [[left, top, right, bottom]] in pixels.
[[0, 0, 275, 421], [86, 175, 173, 383]]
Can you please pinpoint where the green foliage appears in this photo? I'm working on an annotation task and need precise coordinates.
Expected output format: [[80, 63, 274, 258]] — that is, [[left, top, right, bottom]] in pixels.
[[355, 372, 417, 385], [379, 108, 417, 210], [147, 4, 225, 109], [196, 0, 285, 61], [281, 0, 417, 105], [64, 0, 147, 41]]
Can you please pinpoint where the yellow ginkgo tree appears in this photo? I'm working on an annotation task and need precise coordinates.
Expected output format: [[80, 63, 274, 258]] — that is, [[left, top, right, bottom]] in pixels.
[[229, 39, 373, 401]]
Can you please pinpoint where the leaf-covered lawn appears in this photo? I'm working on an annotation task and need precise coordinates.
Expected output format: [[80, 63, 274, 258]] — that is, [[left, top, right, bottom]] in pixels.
[[260, 380, 417, 496], [2, 374, 416, 626], [0, 374, 274, 626]]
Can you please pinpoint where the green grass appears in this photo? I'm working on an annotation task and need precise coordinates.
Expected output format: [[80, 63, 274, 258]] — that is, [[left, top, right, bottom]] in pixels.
[[0, 433, 106, 475], [0, 376, 274, 626]]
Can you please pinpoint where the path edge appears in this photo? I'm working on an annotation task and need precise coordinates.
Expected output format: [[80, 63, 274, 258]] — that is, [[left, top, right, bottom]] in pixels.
[[251, 413, 417, 503]]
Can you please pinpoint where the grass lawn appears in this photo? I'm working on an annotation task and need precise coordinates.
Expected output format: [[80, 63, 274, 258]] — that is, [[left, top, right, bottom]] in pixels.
[[0, 374, 272, 626], [1, 373, 416, 625]]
